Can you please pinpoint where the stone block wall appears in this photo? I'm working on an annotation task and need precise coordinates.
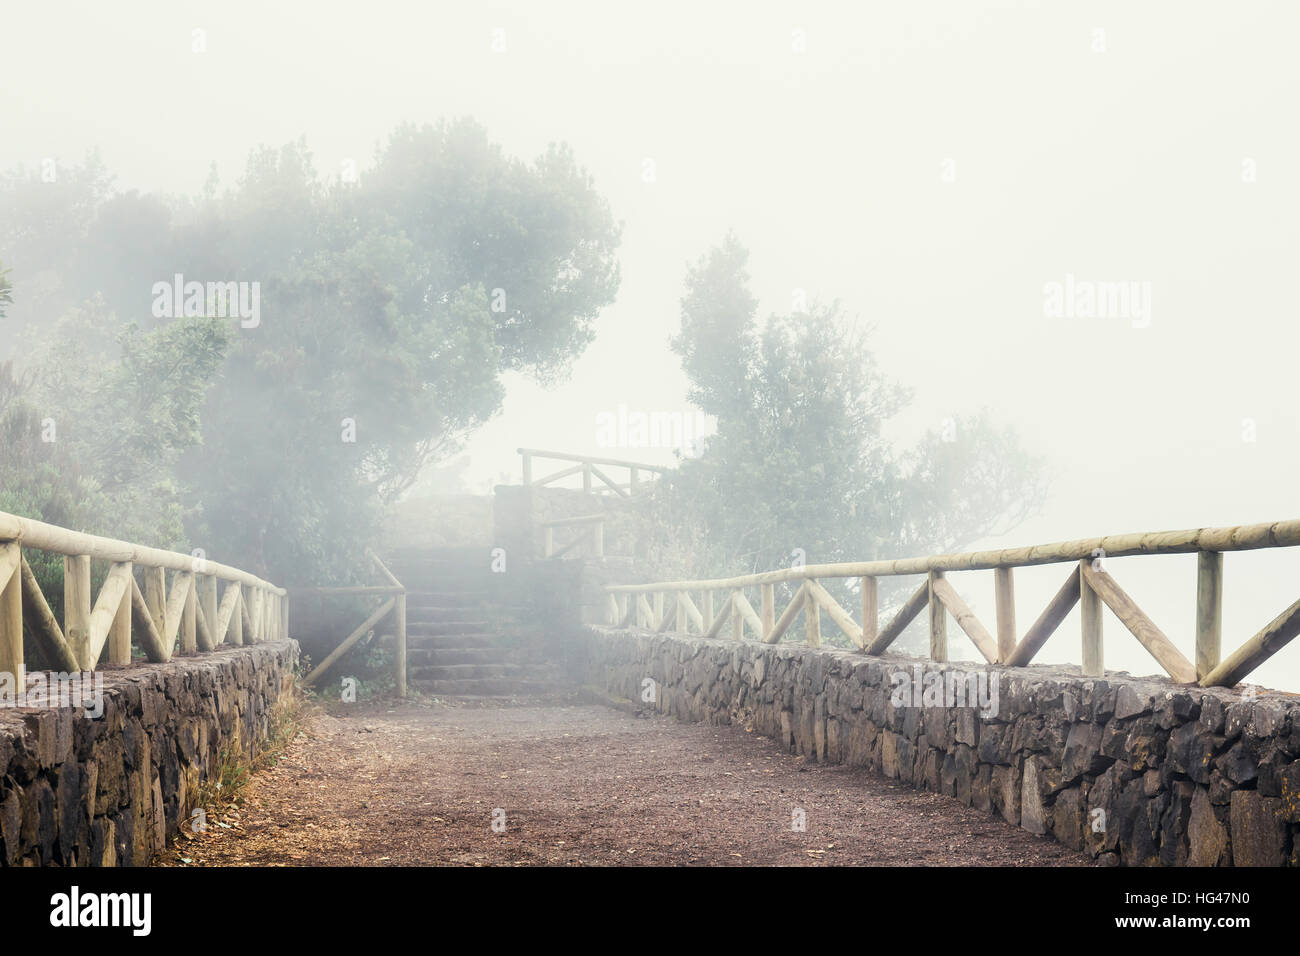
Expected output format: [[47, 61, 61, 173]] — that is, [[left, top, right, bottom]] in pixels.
[[583, 628, 1300, 866], [0, 640, 298, 866]]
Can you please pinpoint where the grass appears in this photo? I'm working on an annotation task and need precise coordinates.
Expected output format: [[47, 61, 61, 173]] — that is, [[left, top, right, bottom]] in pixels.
[[193, 681, 310, 816]]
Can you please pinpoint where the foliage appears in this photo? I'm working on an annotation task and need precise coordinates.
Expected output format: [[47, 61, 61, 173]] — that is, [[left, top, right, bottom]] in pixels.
[[0, 124, 622, 587], [648, 235, 1046, 644]]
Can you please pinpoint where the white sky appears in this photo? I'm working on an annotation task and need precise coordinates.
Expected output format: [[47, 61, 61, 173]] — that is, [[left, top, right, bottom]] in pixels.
[[4, 0, 1300, 687]]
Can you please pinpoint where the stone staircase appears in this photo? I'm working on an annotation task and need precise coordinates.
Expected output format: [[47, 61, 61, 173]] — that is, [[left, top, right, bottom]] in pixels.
[[388, 547, 567, 698]]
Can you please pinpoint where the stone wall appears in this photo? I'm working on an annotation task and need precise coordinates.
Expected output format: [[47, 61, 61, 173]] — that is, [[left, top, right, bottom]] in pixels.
[[583, 628, 1300, 866], [0, 640, 298, 866]]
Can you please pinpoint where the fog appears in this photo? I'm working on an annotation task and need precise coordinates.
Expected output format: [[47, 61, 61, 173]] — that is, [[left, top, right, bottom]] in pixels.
[[4, 1, 1299, 688]]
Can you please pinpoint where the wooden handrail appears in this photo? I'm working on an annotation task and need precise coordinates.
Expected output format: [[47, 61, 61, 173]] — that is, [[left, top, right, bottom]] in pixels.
[[0, 509, 283, 594], [538, 513, 606, 528], [517, 448, 670, 474], [603, 517, 1300, 690], [0, 509, 288, 686], [605, 518, 1300, 592]]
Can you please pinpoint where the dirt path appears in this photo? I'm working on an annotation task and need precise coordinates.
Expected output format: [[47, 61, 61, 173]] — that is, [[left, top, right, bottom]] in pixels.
[[162, 697, 1091, 867]]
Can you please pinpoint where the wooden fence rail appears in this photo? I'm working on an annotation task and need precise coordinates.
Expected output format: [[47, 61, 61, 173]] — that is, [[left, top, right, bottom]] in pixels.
[[605, 518, 1300, 689], [298, 549, 407, 697], [518, 448, 668, 498], [0, 510, 287, 689], [540, 513, 606, 558]]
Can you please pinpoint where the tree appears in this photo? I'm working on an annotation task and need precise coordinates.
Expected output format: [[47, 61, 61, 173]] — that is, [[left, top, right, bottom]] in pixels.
[[0, 124, 621, 585], [651, 236, 1046, 648]]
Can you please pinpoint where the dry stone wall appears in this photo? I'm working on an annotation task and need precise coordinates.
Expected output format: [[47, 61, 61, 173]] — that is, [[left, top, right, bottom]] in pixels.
[[584, 628, 1300, 866], [0, 640, 298, 866]]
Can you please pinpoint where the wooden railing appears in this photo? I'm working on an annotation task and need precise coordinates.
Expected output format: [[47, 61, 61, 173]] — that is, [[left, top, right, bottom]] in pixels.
[[541, 513, 605, 559], [296, 549, 408, 696], [604, 518, 1300, 689], [0, 510, 287, 688], [518, 448, 668, 497]]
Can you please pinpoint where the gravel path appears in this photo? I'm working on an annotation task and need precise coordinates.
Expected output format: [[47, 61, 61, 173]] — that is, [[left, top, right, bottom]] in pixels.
[[162, 697, 1091, 866]]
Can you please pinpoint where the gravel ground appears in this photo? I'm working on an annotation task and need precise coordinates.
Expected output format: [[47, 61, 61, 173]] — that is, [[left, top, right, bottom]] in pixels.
[[161, 696, 1091, 867]]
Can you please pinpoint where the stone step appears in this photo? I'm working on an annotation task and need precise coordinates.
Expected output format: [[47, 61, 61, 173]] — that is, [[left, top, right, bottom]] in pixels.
[[406, 633, 499, 649], [406, 622, 495, 637], [407, 646, 504, 665], [406, 606, 488, 622], [409, 663, 542, 680], [411, 677, 564, 697]]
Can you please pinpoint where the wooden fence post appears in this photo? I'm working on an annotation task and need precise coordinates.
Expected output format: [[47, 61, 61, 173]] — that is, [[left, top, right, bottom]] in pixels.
[[395, 592, 407, 697], [805, 585, 821, 647], [0, 543, 22, 690], [994, 567, 1016, 663], [65, 554, 92, 668], [761, 583, 775, 641], [1196, 551, 1223, 680], [928, 570, 947, 662], [861, 576, 877, 649], [110, 561, 133, 665], [1080, 560, 1103, 677]]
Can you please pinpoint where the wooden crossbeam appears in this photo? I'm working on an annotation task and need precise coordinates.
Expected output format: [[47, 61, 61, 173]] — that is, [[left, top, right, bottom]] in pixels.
[[656, 593, 678, 633], [194, 589, 215, 651], [198, 576, 218, 652], [678, 591, 704, 632], [215, 581, 240, 645], [589, 463, 631, 498], [533, 462, 585, 487], [163, 571, 192, 652], [702, 592, 734, 639], [19, 554, 79, 671], [1201, 594, 1300, 688], [762, 582, 808, 645], [805, 579, 864, 648], [131, 576, 169, 662], [930, 576, 998, 663], [240, 585, 256, 642], [1005, 566, 1080, 667], [303, 597, 396, 686], [86, 562, 133, 669], [865, 580, 928, 655], [1080, 562, 1196, 683], [733, 591, 763, 639], [108, 563, 132, 665]]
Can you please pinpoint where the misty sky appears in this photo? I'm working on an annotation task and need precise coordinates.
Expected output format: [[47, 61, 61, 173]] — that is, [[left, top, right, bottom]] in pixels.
[[5, 1, 1300, 686]]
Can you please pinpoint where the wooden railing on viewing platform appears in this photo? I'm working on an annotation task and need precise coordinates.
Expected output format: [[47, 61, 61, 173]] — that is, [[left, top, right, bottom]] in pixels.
[[519, 448, 668, 497], [604, 519, 1300, 689], [0, 510, 287, 688]]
